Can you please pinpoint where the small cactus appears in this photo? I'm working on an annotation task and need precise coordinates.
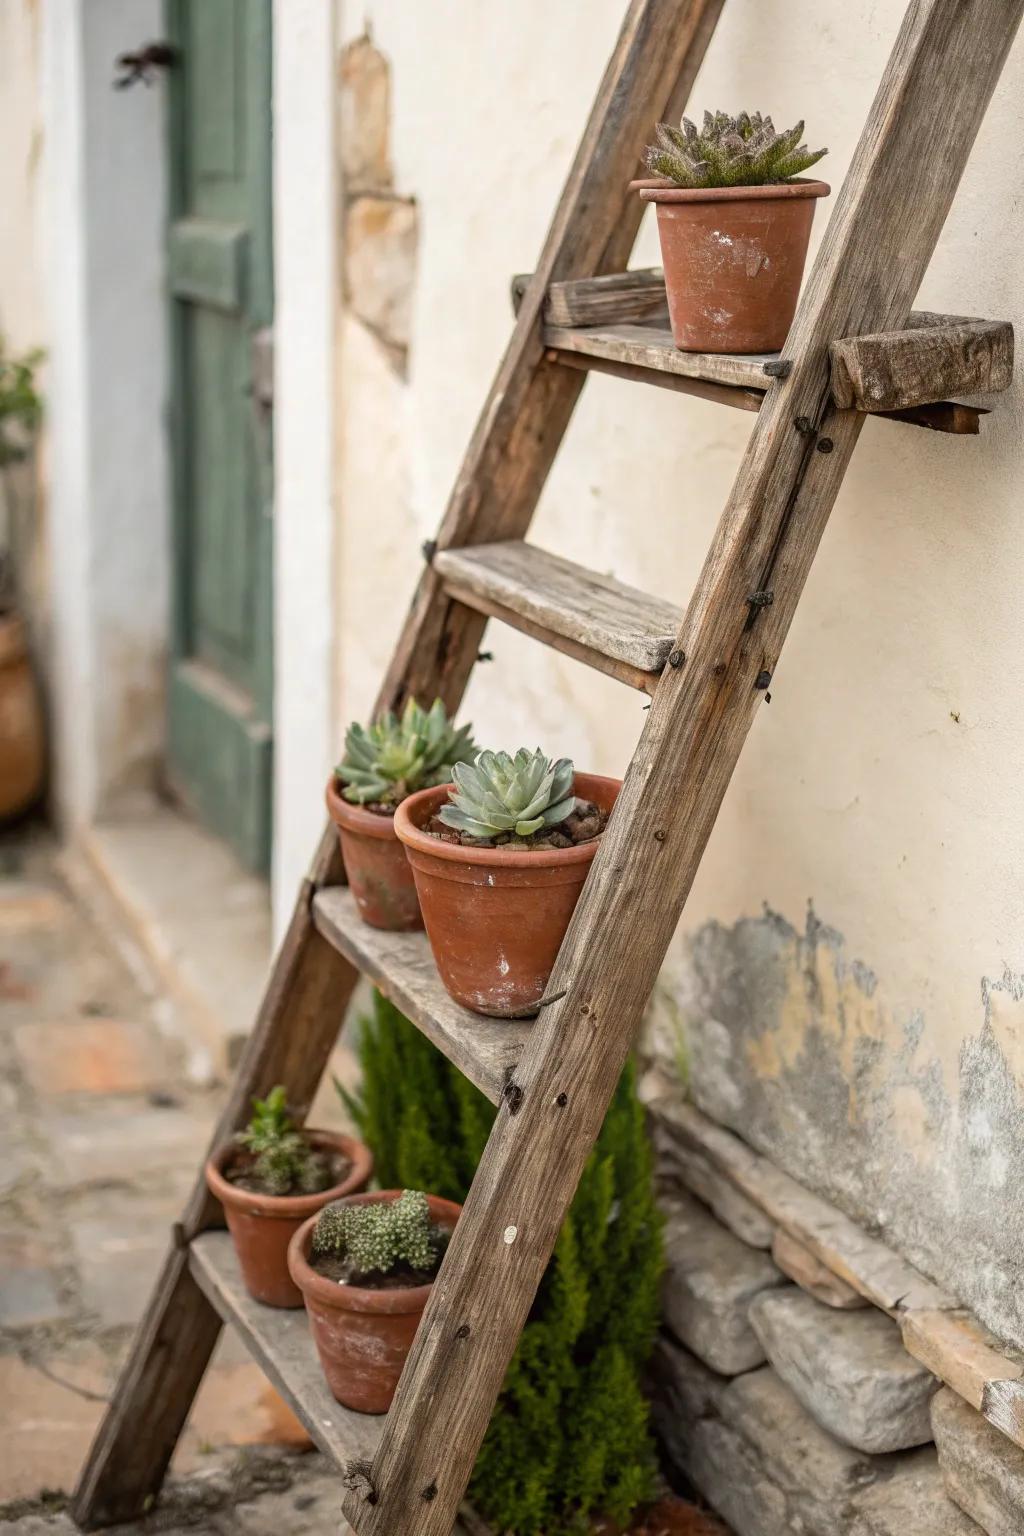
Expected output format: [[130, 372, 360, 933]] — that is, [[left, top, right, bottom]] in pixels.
[[645, 110, 826, 190], [312, 1190, 439, 1278], [439, 748, 576, 841], [335, 697, 478, 807], [235, 1086, 330, 1197]]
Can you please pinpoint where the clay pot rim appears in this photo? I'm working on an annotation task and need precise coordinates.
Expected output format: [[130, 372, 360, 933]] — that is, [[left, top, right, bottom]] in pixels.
[[287, 1190, 463, 1314], [393, 773, 621, 870], [325, 775, 405, 842], [206, 1129, 374, 1221], [634, 177, 831, 205]]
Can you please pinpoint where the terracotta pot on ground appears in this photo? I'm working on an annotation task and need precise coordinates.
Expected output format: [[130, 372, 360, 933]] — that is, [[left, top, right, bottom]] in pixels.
[[326, 775, 423, 931], [288, 1189, 462, 1413], [394, 773, 621, 1018], [636, 178, 830, 354], [0, 613, 45, 822], [206, 1131, 373, 1308]]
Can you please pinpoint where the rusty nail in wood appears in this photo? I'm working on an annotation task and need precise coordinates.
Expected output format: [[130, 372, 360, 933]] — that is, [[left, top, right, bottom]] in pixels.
[[794, 416, 814, 434], [763, 358, 793, 379], [668, 648, 684, 668], [654, 829, 667, 842], [422, 538, 438, 562], [747, 590, 774, 609], [422, 1482, 438, 1502], [455, 1323, 471, 1339], [764, 691, 772, 703], [477, 650, 494, 662], [755, 669, 772, 690], [503, 1082, 524, 1115], [556, 1092, 568, 1107], [816, 437, 834, 453]]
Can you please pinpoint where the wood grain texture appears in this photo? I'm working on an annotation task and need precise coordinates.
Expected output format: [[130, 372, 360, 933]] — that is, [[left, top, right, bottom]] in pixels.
[[902, 1309, 1024, 1449], [349, 8, 1024, 1531], [512, 266, 668, 326], [830, 317, 1013, 409], [548, 347, 766, 414], [189, 1231, 383, 1467], [312, 886, 525, 1105], [433, 541, 682, 672], [374, 0, 726, 720], [73, 895, 359, 1526], [544, 319, 774, 389]]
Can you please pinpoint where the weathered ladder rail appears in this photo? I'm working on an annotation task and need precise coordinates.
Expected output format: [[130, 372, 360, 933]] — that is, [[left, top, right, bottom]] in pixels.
[[71, 1, 1023, 1533]]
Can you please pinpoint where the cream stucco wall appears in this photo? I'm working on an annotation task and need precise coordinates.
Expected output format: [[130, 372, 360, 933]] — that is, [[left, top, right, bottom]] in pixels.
[[332, 1, 1024, 1347]]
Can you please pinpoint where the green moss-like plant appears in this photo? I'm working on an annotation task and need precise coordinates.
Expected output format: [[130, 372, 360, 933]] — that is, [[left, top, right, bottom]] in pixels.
[[312, 1189, 438, 1278], [645, 110, 826, 189], [235, 1085, 331, 1197], [339, 991, 664, 1535]]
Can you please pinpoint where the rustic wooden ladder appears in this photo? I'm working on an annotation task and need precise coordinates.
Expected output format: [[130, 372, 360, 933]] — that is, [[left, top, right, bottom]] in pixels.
[[73, 2, 1021, 1531]]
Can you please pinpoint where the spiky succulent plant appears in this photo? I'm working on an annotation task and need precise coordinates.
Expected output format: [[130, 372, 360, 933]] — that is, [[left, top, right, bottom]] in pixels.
[[234, 1086, 330, 1196], [439, 749, 576, 841], [645, 110, 826, 189], [336, 697, 477, 806], [312, 1189, 439, 1277]]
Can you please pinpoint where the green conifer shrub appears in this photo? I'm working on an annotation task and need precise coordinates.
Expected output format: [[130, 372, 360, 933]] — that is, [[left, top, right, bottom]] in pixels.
[[338, 990, 664, 1535]]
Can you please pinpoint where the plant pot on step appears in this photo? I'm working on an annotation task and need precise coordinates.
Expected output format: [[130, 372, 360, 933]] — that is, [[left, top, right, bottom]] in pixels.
[[0, 613, 45, 822], [326, 775, 423, 931], [395, 772, 621, 1018], [636, 178, 829, 354], [206, 1130, 373, 1308], [288, 1189, 462, 1413]]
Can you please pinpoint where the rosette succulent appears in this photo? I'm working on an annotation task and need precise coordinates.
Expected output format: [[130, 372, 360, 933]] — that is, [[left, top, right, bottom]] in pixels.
[[312, 1189, 439, 1278], [336, 697, 477, 806], [645, 110, 826, 189], [439, 748, 576, 841]]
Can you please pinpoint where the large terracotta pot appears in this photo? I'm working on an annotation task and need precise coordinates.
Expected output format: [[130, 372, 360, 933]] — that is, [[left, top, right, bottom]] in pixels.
[[0, 613, 45, 821], [206, 1130, 373, 1308], [288, 1189, 462, 1413], [394, 772, 621, 1018], [325, 775, 423, 931], [637, 178, 830, 354]]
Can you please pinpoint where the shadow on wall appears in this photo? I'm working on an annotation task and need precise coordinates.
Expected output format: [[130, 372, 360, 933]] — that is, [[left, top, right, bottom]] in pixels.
[[643, 904, 1024, 1351]]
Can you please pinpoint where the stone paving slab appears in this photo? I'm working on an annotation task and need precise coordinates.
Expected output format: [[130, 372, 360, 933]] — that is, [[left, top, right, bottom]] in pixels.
[[749, 1285, 939, 1453], [931, 1386, 1024, 1536]]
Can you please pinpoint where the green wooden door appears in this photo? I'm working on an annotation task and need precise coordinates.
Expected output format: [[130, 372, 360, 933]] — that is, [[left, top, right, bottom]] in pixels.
[[165, 0, 273, 873]]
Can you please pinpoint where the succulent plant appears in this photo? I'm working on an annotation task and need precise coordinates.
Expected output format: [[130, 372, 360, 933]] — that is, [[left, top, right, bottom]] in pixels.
[[644, 110, 826, 190], [439, 748, 576, 841], [336, 697, 477, 807], [235, 1085, 330, 1197], [312, 1189, 439, 1277]]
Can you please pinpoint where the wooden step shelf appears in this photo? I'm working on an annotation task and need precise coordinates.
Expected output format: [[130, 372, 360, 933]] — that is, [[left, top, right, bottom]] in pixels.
[[311, 886, 526, 1105], [189, 1230, 383, 1468], [433, 540, 682, 693], [522, 271, 1012, 434]]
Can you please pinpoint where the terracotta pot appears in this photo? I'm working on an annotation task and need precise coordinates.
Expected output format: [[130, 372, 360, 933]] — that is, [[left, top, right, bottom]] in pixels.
[[325, 775, 423, 931], [394, 772, 621, 1018], [637, 179, 830, 354], [0, 614, 45, 822], [206, 1130, 373, 1308], [288, 1189, 462, 1413]]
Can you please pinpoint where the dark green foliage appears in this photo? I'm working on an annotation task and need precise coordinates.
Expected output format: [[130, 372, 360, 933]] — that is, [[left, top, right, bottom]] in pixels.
[[339, 991, 664, 1535], [235, 1085, 331, 1196], [0, 339, 43, 469], [645, 110, 826, 189]]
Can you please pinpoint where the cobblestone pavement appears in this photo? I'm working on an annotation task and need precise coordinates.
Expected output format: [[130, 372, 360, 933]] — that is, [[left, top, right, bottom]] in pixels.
[[0, 828, 357, 1535]]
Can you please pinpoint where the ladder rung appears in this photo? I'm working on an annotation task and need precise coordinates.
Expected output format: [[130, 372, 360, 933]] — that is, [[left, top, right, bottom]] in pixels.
[[311, 886, 527, 1105], [434, 540, 682, 691], [189, 1230, 383, 1469], [545, 317, 773, 395]]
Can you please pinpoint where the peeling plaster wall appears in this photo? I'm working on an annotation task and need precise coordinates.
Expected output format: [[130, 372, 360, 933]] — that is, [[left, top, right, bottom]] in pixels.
[[333, 2, 1024, 1345]]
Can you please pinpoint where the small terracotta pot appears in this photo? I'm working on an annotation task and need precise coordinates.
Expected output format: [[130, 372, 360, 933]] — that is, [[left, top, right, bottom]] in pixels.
[[288, 1189, 462, 1413], [636, 178, 830, 354], [0, 614, 45, 822], [206, 1130, 373, 1308], [325, 775, 423, 931], [394, 773, 621, 1018]]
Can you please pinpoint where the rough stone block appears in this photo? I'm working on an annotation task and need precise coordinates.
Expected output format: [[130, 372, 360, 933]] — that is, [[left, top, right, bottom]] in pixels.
[[655, 1123, 774, 1248], [772, 1226, 869, 1309], [749, 1287, 939, 1453], [339, 35, 392, 192], [931, 1385, 1024, 1536], [344, 195, 418, 362], [662, 1191, 785, 1374], [849, 1446, 983, 1535]]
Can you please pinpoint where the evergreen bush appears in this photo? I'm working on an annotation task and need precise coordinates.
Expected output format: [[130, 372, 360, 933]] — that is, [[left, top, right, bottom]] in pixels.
[[338, 990, 664, 1535]]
